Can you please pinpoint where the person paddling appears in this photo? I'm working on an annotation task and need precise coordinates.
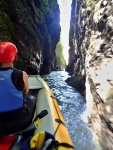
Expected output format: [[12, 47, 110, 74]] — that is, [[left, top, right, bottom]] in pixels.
[[0, 41, 36, 134]]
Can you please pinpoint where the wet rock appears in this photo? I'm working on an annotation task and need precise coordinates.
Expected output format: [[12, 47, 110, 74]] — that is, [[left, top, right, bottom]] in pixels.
[[68, 0, 113, 149], [0, 0, 61, 74]]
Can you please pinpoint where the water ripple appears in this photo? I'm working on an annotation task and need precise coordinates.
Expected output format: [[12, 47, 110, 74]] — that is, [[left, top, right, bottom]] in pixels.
[[42, 71, 102, 150]]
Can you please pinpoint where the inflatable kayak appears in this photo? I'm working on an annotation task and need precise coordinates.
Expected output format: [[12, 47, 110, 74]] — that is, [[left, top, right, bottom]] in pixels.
[[1, 75, 74, 150]]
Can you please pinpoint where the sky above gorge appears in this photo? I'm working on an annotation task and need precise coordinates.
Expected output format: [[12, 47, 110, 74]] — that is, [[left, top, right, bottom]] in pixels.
[[57, 0, 72, 64]]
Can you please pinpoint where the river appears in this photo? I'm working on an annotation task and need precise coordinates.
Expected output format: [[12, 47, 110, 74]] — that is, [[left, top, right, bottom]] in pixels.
[[42, 71, 102, 150]]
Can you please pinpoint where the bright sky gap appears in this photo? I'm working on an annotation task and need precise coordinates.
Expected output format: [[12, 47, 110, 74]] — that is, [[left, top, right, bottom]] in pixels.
[[57, 0, 72, 64]]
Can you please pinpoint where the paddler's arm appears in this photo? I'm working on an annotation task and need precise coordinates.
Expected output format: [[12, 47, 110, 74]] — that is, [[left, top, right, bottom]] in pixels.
[[23, 71, 29, 94]]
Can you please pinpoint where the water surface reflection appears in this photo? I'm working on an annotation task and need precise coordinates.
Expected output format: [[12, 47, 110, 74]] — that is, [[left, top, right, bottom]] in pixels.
[[42, 71, 102, 150]]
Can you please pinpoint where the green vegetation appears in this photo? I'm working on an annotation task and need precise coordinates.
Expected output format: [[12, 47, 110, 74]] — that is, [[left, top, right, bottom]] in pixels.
[[88, 0, 95, 9], [0, 12, 15, 41], [40, 0, 49, 17], [83, 0, 95, 10], [55, 40, 66, 70]]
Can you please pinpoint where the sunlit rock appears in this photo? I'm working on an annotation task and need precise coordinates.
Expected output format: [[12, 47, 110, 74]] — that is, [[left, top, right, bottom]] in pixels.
[[68, 0, 113, 149]]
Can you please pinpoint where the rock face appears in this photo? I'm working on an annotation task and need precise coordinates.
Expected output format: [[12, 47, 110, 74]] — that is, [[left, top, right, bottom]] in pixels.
[[68, 0, 113, 149], [1, 0, 113, 149], [66, 0, 86, 95], [0, 0, 61, 74]]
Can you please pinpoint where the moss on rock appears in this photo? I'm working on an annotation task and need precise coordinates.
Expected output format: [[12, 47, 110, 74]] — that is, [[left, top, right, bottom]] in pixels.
[[0, 0, 61, 74]]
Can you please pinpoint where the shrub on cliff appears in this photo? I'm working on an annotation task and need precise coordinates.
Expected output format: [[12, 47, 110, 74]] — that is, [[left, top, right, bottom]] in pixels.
[[55, 41, 66, 70]]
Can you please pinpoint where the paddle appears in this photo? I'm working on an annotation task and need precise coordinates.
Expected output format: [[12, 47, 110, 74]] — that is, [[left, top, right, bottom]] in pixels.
[[0, 110, 48, 137], [19, 109, 48, 133], [33, 110, 48, 122]]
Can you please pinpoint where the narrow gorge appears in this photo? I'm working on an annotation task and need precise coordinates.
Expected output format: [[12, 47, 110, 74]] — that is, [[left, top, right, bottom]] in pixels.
[[0, 0, 113, 149], [67, 0, 113, 149]]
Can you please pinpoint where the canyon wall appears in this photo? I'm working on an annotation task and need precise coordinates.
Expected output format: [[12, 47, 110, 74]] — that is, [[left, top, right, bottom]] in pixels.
[[1, 0, 113, 149], [68, 0, 113, 149], [0, 0, 61, 74]]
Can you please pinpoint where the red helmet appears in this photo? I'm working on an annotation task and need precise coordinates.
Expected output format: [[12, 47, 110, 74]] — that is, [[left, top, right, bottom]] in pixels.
[[0, 42, 18, 63]]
